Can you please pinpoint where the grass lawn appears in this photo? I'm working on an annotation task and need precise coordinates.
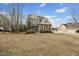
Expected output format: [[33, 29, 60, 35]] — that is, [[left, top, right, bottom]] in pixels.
[[0, 33, 79, 56]]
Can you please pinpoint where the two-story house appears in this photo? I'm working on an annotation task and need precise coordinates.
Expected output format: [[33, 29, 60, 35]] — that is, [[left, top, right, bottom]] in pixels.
[[26, 14, 52, 33]]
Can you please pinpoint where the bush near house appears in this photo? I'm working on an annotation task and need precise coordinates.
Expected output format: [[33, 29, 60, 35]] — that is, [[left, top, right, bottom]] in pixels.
[[26, 30, 35, 34], [40, 30, 52, 33], [76, 29, 79, 33], [52, 28, 58, 31]]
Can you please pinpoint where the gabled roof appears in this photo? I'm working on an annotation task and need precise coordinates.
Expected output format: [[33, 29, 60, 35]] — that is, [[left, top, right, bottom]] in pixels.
[[29, 14, 38, 19], [40, 18, 51, 25], [29, 14, 44, 21], [61, 23, 79, 29], [28, 14, 52, 25]]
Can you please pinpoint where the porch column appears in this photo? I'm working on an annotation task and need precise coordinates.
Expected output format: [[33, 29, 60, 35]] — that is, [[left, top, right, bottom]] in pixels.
[[38, 25, 40, 33]]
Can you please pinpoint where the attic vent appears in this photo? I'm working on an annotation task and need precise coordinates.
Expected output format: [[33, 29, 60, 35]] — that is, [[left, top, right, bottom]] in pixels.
[[44, 19, 48, 23]]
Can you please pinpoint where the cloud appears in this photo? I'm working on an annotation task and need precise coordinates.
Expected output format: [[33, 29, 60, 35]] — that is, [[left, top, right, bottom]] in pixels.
[[66, 16, 72, 19], [40, 3, 46, 7], [43, 15, 61, 22], [54, 18, 61, 21], [0, 11, 6, 15], [44, 15, 61, 21], [44, 15, 62, 27], [55, 7, 68, 13], [44, 15, 57, 19]]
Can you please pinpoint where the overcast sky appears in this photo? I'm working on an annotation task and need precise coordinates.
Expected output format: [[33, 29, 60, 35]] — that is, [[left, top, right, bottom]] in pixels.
[[0, 3, 79, 27]]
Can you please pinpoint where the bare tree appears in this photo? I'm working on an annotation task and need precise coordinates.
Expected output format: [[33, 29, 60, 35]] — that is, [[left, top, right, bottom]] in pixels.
[[0, 6, 5, 29], [19, 4, 23, 32], [26, 14, 31, 30], [0, 5, 10, 32], [16, 3, 20, 32], [9, 3, 21, 32], [70, 9, 79, 23], [9, 4, 16, 32]]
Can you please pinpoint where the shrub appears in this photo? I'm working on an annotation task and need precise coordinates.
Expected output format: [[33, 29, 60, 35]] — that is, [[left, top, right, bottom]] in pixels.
[[26, 30, 35, 34], [76, 29, 79, 33], [40, 30, 53, 33]]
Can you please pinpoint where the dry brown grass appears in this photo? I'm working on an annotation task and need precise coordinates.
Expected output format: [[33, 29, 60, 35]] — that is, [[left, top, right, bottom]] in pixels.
[[0, 33, 79, 56]]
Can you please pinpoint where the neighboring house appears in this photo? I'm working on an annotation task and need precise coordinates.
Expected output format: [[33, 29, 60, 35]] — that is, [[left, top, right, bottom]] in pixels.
[[0, 14, 10, 31], [59, 23, 79, 33], [26, 14, 52, 33]]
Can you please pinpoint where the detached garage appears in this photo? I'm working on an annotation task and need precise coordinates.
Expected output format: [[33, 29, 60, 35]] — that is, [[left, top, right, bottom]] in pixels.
[[58, 23, 79, 33]]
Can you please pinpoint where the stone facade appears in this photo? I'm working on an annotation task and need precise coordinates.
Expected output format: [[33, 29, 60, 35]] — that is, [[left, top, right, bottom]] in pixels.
[[27, 14, 52, 33]]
